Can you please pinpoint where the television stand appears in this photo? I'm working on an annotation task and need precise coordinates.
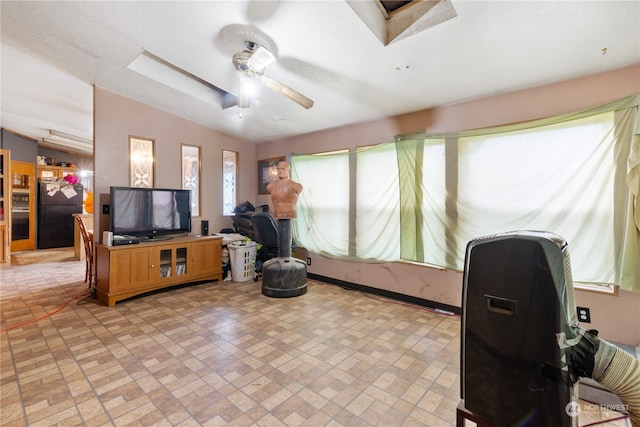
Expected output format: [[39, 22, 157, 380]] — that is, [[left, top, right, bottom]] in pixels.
[[143, 235, 174, 242], [96, 235, 223, 306]]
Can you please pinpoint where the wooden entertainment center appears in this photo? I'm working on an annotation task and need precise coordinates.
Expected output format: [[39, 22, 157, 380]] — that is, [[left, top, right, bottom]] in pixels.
[[96, 235, 223, 307]]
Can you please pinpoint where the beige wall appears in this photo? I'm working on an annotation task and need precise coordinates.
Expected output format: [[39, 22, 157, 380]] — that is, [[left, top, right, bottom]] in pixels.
[[94, 86, 256, 237], [256, 65, 640, 345], [93, 66, 640, 345]]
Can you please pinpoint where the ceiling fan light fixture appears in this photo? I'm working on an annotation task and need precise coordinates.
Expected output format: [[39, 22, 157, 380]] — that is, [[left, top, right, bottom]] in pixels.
[[230, 37, 313, 109], [246, 45, 276, 71], [237, 74, 259, 109], [241, 75, 259, 97], [237, 93, 251, 109]]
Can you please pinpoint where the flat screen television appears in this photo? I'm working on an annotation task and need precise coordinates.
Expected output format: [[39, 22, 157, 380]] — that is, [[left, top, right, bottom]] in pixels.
[[110, 186, 191, 239]]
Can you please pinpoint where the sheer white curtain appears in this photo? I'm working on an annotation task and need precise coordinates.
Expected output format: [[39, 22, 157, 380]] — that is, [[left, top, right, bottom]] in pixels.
[[292, 95, 640, 293], [355, 144, 401, 260], [455, 113, 616, 283], [411, 108, 639, 289], [291, 145, 402, 261], [291, 153, 350, 257]]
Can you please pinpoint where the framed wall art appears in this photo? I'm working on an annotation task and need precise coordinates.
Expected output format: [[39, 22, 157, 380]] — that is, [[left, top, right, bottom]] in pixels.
[[129, 136, 155, 188], [181, 144, 201, 217], [258, 156, 285, 194]]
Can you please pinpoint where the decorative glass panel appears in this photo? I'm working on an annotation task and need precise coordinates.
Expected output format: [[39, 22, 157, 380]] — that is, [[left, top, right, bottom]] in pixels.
[[181, 144, 201, 217], [129, 136, 154, 188], [223, 150, 238, 216]]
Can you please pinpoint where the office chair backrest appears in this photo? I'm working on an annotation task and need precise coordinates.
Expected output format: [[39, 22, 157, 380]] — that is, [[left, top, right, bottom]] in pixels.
[[251, 213, 279, 248]]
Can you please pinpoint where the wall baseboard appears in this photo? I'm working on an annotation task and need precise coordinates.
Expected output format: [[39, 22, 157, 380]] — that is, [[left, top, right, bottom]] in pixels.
[[308, 273, 461, 316]]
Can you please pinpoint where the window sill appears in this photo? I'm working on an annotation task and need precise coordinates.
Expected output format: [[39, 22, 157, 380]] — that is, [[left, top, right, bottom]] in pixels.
[[574, 282, 618, 296]]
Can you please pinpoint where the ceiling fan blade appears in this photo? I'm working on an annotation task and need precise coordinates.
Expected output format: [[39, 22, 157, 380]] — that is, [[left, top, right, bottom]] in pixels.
[[260, 75, 314, 109]]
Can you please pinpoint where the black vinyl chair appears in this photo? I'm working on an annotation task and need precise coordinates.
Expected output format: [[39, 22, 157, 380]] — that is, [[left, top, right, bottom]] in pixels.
[[234, 212, 256, 239], [251, 212, 279, 261]]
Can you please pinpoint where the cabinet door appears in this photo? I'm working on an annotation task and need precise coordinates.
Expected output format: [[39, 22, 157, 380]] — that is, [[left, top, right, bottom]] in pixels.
[[190, 240, 221, 278], [0, 150, 9, 264], [0, 225, 6, 263], [38, 166, 79, 180], [110, 248, 154, 293], [155, 244, 189, 283], [10, 161, 35, 252], [37, 167, 58, 180]]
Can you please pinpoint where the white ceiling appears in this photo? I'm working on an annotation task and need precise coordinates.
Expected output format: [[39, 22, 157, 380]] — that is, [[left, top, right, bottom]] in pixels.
[[1, 0, 639, 152]]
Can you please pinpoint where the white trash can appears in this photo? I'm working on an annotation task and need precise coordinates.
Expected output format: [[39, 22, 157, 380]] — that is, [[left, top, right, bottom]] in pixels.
[[228, 241, 257, 282]]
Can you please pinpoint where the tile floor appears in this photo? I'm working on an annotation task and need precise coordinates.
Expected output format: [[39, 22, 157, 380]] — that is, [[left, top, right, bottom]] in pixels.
[[0, 251, 631, 426]]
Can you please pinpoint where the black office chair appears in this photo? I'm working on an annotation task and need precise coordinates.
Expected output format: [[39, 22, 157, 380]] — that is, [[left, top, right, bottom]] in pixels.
[[251, 213, 279, 276], [234, 212, 256, 239]]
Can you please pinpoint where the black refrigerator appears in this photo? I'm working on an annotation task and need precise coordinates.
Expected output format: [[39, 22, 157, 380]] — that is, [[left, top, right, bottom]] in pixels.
[[37, 182, 84, 249]]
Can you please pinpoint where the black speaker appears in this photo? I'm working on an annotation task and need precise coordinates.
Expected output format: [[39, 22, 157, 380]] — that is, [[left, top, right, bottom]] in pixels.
[[461, 231, 576, 427], [201, 220, 209, 236]]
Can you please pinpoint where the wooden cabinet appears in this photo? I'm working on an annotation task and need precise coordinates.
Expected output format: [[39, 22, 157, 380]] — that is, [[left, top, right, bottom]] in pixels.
[[96, 235, 223, 306], [0, 149, 10, 263], [37, 165, 79, 181], [191, 239, 222, 278], [108, 247, 155, 294], [10, 160, 35, 252]]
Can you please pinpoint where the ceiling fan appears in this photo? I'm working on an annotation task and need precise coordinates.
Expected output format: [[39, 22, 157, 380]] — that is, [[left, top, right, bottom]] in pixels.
[[232, 41, 314, 109]]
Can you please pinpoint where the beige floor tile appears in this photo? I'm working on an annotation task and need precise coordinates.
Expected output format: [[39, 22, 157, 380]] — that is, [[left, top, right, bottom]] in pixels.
[[2, 249, 630, 426]]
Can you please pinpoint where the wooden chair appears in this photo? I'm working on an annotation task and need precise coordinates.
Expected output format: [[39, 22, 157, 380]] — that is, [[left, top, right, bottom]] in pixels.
[[75, 216, 94, 289]]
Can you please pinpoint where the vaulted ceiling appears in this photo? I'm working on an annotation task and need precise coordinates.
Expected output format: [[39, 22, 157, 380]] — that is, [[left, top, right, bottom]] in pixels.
[[1, 1, 639, 154]]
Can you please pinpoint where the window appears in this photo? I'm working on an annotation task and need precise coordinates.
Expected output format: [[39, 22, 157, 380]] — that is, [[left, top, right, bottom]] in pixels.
[[291, 152, 351, 257], [355, 144, 401, 260], [222, 150, 237, 216], [456, 115, 615, 281], [292, 99, 639, 292]]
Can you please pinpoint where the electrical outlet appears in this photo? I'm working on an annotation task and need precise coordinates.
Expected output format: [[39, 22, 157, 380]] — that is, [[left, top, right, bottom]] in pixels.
[[577, 307, 591, 323], [306, 257, 311, 266]]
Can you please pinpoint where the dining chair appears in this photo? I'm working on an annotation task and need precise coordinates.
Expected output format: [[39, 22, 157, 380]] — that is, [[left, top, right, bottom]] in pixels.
[[75, 216, 94, 289]]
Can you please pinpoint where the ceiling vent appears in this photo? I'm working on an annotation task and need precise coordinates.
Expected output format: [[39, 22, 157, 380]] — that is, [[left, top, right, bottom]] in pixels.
[[378, 1, 413, 14]]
